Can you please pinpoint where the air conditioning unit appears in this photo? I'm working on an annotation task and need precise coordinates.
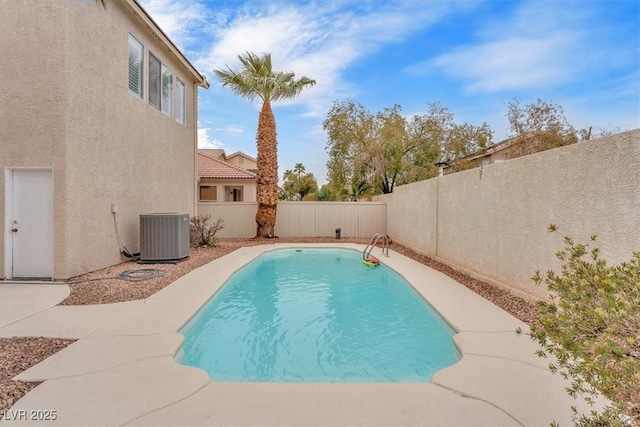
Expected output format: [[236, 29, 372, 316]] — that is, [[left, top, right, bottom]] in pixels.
[[139, 213, 190, 262]]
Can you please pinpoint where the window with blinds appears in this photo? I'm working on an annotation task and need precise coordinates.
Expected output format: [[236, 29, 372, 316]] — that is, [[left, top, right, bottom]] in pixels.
[[148, 53, 173, 117], [176, 79, 185, 125], [199, 185, 217, 201], [161, 64, 173, 117], [128, 34, 143, 99], [128, 37, 185, 122], [148, 53, 161, 109]]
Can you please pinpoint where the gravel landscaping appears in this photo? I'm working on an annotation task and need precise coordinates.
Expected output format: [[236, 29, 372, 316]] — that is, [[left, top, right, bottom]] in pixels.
[[0, 337, 75, 414], [1, 237, 540, 417]]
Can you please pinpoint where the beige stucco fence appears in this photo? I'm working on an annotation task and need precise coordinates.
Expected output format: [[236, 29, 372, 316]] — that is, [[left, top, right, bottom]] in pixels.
[[374, 129, 640, 299], [197, 201, 387, 239]]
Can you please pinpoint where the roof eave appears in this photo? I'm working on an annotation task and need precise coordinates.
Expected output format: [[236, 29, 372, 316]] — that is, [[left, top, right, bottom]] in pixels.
[[226, 151, 257, 161], [127, 0, 209, 89]]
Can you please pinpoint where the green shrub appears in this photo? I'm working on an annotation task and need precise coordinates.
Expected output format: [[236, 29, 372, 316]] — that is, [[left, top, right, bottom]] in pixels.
[[190, 215, 224, 247], [518, 226, 639, 426]]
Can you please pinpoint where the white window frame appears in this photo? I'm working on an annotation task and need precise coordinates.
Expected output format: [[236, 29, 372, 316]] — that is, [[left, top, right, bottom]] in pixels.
[[128, 34, 144, 99], [148, 52, 173, 117], [225, 186, 244, 202], [176, 78, 186, 125]]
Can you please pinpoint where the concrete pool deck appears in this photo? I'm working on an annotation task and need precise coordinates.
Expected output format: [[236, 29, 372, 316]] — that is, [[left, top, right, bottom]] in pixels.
[[1, 244, 601, 426]]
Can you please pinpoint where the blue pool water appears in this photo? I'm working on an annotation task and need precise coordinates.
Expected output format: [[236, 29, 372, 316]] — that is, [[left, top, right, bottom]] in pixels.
[[177, 248, 460, 382]]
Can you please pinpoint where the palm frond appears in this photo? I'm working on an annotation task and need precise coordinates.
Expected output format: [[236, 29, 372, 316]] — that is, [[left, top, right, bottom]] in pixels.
[[213, 52, 315, 103]]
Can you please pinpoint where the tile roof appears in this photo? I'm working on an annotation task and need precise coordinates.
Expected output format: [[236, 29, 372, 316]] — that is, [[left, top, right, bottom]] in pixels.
[[197, 152, 257, 179]]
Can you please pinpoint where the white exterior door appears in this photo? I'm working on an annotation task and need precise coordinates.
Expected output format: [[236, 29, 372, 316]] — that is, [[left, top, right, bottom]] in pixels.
[[7, 169, 54, 279]]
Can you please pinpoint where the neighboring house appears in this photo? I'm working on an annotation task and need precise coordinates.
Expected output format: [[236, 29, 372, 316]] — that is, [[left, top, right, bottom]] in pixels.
[[225, 151, 258, 174], [0, 0, 208, 280], [439, 137, 520, 175], [198, 150, 257, 202], [198, 149, 226, 161]]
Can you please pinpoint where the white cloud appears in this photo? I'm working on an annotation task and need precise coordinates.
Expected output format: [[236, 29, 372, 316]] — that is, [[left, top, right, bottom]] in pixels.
[[196, 6, 356, 115], [431, 33, 578, 93], [414, 0, 594, 93], [198, 128, 224, 149], [197, 124, 247, 149], [138, 0, 210, 51], [304, 124, 327, 138], [219, 125, 245, 136], [195, 1, 474, 117]]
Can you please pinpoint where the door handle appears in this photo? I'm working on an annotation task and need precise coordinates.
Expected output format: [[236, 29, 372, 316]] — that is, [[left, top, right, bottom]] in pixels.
[[11, 228, 18, 232]]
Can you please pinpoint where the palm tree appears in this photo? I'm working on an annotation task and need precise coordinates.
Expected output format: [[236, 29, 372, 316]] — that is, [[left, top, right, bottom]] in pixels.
[[293, 162, 306, 176], [214, 52, 316, 237]]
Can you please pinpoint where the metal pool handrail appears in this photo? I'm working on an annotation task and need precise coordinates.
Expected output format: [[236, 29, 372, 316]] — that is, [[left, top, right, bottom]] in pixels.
[[363, 233, 389, 260]]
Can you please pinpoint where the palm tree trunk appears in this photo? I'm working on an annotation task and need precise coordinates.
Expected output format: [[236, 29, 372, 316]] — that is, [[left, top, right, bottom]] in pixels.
[[255, 101, 279, 237]]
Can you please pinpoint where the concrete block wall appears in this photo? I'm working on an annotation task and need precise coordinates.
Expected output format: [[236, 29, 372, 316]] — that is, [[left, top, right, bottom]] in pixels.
[[375, 129, 640, 299]]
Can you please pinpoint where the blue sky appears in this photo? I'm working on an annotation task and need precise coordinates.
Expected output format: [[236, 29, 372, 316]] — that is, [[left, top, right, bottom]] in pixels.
[[140, 0, 639, 185]]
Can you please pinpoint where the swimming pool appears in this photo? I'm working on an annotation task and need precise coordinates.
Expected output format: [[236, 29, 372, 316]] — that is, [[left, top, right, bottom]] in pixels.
[[177, 248, 460, 382]]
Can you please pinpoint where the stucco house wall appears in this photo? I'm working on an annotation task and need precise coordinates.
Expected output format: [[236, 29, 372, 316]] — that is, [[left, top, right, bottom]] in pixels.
[[0, 0, 207, 279], [198, 179, 258, 203], [226, 152, 258, 172]]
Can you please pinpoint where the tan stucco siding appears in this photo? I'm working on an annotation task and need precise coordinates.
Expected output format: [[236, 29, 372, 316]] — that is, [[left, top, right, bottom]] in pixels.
[[198, 179, 257, 203], [382, 179, 438, 255], [0, 0, 70, 279], [1, 1, 202, 279], [226, 155, 257, 171], [60, 1, 198, 277]]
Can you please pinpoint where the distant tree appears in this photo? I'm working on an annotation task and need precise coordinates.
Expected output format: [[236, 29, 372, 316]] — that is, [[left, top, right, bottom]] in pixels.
[[440, 122, 493, 172], [281, 163, 318, 201], [324, 101, 433, 196], [315, 184, 337, 201], [506, 98, 581, 158], [401, 102, 448, 181], [324, 100, 493, 195], [324, 101, 376, 199], [422, 101, 494, 174], [214, 52, 315, 237], [368, 105, 412, 194], [346, 179, 371, 201], [578, 125, 624, 141]]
